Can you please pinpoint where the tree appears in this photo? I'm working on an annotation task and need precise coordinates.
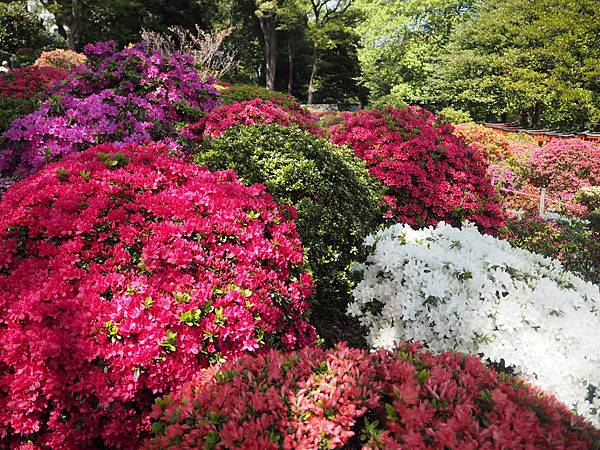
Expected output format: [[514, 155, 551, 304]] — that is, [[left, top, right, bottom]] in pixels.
[[0, 1, 52, 54], [353, 0, 476, 105], [431, 0, 600, 129], [42, 0, 219, 50], [254, 0, 300, 90], [301, 0, 351, 104]]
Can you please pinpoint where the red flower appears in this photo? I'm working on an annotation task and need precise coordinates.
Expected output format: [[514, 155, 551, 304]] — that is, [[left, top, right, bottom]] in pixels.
[[0, 142, 315, 448]]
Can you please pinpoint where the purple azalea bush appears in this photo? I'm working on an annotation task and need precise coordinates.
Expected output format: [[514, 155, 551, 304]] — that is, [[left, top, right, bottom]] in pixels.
[[0, 40, 220, 177]]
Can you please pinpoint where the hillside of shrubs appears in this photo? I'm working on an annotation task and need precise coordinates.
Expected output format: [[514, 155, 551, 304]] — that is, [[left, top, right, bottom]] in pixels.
[[0, 42, 599, 449]]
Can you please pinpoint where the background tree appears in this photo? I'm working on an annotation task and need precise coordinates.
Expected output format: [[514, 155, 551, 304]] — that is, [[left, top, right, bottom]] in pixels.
[[430, 0, 600, 129], [301, 0, 351, 104], [0, 1, 54, 55], [353, 0, 476, 106]]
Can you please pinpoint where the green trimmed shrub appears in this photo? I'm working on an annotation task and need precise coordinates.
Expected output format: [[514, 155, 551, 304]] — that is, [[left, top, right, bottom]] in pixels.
[[220, 84, 298, 109], [194, 124, 385, 344], [0, 96, 35, 135], [502, 215, 600, 285], [575, 186, 600, 212]]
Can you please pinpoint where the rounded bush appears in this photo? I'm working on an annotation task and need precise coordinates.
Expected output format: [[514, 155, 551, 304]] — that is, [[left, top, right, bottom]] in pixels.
[[330, 107, 504, 231], [1, 40, 219, 177], [34, 49, 88, 70], [348, 221, 600, 426], [0, 143, 315, 448], [183, 98, 319, 139], [144, 343, 600, 449], [195, 124, 383, 334]]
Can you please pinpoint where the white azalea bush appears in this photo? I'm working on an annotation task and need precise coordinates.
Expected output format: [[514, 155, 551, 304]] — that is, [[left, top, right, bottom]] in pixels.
[[348, 222, 600, 426]]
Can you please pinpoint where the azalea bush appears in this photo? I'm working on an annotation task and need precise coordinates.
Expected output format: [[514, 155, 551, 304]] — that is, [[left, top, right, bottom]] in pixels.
[[34, 48, 88, 70], [1, 40, 219, 177], [0, 97, 35, 137], [195, 124, 383, 344], [183, 98, 319, 139], [575, 186, 600, 212], [527, 139, 600, 215], [0, 143, 315, 448], [0, 66, 67, 100], [329, 107, 504, 232], [348, 222, 600, 426], [144, 342, 600, 449]]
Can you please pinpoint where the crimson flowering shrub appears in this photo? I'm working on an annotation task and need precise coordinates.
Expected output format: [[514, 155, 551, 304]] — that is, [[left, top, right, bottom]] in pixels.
[[0, 40, 219, 177], [329, 107, 504, 231], [144, 342, 600, 449], [0, 66, 67, 99], [527, 139, 600, 215], [182, 98, 319, 140], [33, 48, 88, 70], [0, 143, 315, 448]]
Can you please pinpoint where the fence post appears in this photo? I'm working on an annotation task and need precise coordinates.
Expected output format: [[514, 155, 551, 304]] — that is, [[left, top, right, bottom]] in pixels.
[[539, 187, 546, 217]]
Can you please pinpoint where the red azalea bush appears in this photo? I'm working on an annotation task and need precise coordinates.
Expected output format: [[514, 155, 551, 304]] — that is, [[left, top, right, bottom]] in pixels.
[[329, 107, 504, 231], [144, 342, 600, 449], [0, 143, 315, 449], [527, 139, 600, 215], [183, 98, 319, 140], [0, 66, 67, 99], [33, 48, 88, 70]]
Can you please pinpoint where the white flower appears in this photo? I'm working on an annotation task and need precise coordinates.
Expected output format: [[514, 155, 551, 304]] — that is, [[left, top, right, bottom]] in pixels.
[[347, 221, 600, 426]]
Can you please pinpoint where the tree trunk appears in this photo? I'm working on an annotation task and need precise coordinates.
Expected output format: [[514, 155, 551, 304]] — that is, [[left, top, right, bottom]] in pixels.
[[307, 46, 319, 104], [287, 40, 293, 95], [64, 25, 76, 50], [259, 16, 277, 91]]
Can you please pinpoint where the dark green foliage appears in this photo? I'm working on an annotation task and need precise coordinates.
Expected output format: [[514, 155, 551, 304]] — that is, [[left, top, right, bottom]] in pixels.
[[194, 124, 384, 344], [0, 2, 52, 55], [0, 97, 35, 135], [503, 216, 600, 285]]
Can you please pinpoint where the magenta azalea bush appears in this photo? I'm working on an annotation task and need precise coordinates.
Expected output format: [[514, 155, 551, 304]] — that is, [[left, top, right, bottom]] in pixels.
[[329, 107, 504, 232], [0, 40, 219, 178], [0, 143, 315, 448], [144, 342, 600, 449]]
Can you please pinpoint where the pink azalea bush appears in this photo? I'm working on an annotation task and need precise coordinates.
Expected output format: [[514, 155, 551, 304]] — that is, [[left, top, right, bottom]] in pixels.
[[144, 342, 600, 449], [182, 98, 319, 140], [527, 139, 600, 216], [0, 143, 315, 449], [329, 107, 504, 231], [0, 40, 219, 177]]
